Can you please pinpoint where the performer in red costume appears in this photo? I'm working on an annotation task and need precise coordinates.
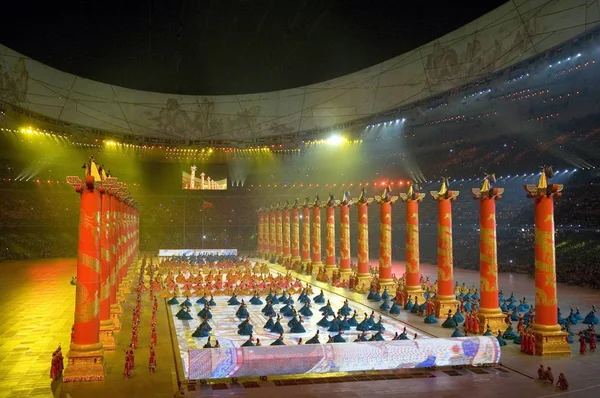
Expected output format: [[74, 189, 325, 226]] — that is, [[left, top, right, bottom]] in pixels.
[[124, 352, 132, 379], [472, 315, 480, 335], [149, 345, 157, 373], [589, 331, 596, 353], [579, 332, 587, 355], [151, 323, 157, 345]]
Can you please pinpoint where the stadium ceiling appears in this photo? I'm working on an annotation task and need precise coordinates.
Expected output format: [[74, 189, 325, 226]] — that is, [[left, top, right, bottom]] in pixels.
[[0, 1, 505, 95]]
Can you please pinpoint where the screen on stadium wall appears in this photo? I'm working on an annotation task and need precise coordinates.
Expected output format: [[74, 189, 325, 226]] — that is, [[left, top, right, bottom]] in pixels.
[[182, 164, 228, 190]]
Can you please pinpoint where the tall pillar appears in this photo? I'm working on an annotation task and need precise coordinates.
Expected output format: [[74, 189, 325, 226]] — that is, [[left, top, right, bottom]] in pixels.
[[430, 178, 459, 318], [269, 207, 276, 259], [400, 184, 426, 303], [311, 197, 323, 269], [276, 204, 283, 261], [354, 188, 373, 288], [471, 176, 505, 334], [283, 202, 291, 260], [374, 187, 398, 292], [338, 192, 353, 281], [324, 194, 339, 278], [98, 186, 116, 350], [256, 209, 262, 254], [263, 209, 270, 260], [108, 188, 122, 330], [301, 199, 311, 264], [524, 167, 570, 355], [63, 168, 105, 382], [291, 199, 301, 262]]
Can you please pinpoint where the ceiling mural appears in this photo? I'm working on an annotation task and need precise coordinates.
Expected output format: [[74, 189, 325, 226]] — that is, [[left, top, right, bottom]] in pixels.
[[0, 0, 598, 140]]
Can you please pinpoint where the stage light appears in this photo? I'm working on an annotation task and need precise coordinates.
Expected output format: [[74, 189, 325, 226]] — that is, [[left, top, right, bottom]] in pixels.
[[326, 134, 346, 146]]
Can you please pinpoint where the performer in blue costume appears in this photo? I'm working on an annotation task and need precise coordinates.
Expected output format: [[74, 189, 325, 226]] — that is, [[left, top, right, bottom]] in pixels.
[[367, 288, 375, 301], [167, 295, 179, 305], [366, 311, 376, 328], [517, 297, 530, 313], [235, 301, 249, 319], [371, 289, 382, 302], [451, 327, 464, 338], [265, 290, 274, 302], [280, 303, 294, 317], [410, 298, 420, 314], [583, 305, 599, 325], [182, 297, 192, 307], [197, 303, 213, 320], [332, 331, 346, 343], [442, 310, 457, 328], [328, 317, 341, 332], [241, 335, 255, 347], [264, 314, 275, 330], [177, 304, 193, 320], [313, 290, 325, 304], [291, 316, 306, 333], [404, 297, 413, 311], [297, 289, 309, 303], [496, 330, 507, 346], [381, 287, 390, 301], [317, 314, 331, 328], [347, 311, 359, 327], [319, 301, 335, 317], [389, 300, 401, 315], [354, 332, 368, 342], [380, 298, 391, 311], [371, 331, 385, 341], [287, 314, 299, 330], [575, 307, 584, 321], [502, 324, 517, 340], [339, 316, 351, 331], [299, 301, 313, 317], [306, 331, 320, 344], [371, 316, 385, 332], [196, 294, 207, 305], [356, 314, 370, 332], [510, 310, 519, 322], [192, 318, 211, 338], [340, 300, 352, 316], [453, 305, 465, 324], [567, 308, 578, 325], [228, 293, 240, 306], [271, 315, 284, 335], [424, 312, 438, 324], [270, 333, 286, 346], [237, 318, 254, 335], [483, 325, 494, 336], [208, 295, 216, 306]]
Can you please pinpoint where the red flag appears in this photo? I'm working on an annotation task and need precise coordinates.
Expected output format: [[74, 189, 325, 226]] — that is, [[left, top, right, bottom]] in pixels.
[[203, 200, 213, 209]]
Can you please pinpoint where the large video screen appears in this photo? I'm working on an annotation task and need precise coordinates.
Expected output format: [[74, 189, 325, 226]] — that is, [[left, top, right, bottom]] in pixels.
[[182, 164, 227, 190]]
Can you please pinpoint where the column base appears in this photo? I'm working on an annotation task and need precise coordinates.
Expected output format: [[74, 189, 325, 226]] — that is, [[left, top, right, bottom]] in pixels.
[[338, 269, 352, 282], [353, 273, 371, 293], [311, 262, 323, 276], [63, 342, 105, 382], [99, 319, 116, 350], [404, 285, 425, 305], [533, 324, 571, 356], [434, 295, 459, 318], [291, 256, 301, 262], [325, 265, 337, 278], [378, 278, 397, 295], [110, 312, 121, 330], [477, 309, 506, 336]]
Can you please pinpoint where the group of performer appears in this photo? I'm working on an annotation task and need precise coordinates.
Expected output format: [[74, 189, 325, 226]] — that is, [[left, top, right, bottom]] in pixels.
[[124, 256, 158, 379]]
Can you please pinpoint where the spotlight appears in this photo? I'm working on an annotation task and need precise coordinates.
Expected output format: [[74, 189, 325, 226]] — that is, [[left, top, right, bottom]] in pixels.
[[326, 134, 346, 146]]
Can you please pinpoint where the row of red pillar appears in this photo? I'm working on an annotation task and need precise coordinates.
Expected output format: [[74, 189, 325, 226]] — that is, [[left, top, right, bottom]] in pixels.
[[256, 181, 567, 354], [63, 174, 139, 381]]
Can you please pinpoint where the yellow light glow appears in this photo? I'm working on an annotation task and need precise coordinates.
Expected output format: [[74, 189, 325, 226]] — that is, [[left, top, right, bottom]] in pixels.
[[326, 134, 347, 146]]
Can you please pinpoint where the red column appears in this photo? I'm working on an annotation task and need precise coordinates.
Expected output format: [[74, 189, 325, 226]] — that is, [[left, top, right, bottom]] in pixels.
[[63, 175, 105, 382], [356, 202, 370, 281], [109, 190, 122, 330], [257, 211, 264, 253], [339, 203, 351, 276], [378, 201, 393, 285], [301, 206, 311, 263], [291, 206, 300, 261], [269, 209, 276, 257], [534, 197, 559, 327], [479, 198, 499, 310], [402, 192, 425, 302], [524, 176, 569, 355], [98, 188, 116, 349], [276, 207, 283, 259], [325, 205, 336, 272], [430, 190, 459, 317], [283, 206, 291, 259], [311, 205, 322, 266]]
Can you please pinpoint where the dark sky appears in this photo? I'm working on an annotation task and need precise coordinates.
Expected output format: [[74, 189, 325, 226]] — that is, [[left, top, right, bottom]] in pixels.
[[1, 0, 507, 95]]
